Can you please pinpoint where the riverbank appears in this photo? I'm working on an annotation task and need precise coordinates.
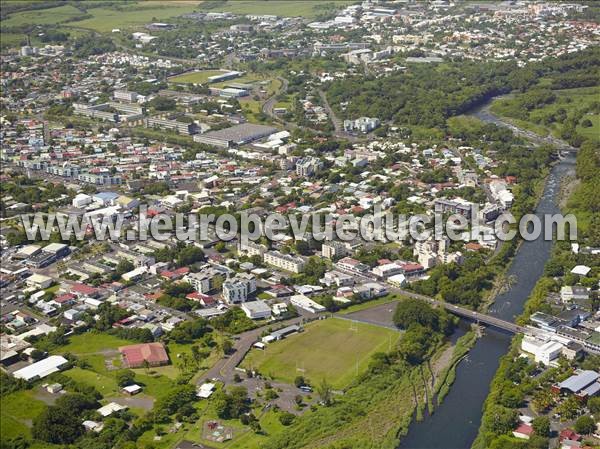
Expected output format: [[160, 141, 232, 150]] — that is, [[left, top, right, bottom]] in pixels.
[[472, 110, 600, 449], [398, 91, 574, 448]]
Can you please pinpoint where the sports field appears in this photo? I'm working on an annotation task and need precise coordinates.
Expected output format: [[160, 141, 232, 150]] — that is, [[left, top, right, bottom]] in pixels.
[[241, 317, 401, 389], [169, 70, 230, 84]]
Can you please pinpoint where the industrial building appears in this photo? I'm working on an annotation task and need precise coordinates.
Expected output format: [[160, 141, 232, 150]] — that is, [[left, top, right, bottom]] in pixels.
[[193, 123, 277, 148]]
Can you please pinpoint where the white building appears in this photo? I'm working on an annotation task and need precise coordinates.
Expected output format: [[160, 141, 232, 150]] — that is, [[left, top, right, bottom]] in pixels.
[[238, 240, 267, 258], [295, 157, 323, 177], [185, 265, 228, 293], [388, 273, 407, 287], [560, 286, 590, 303], [13, 355, 69, 381], [489, 180, 514, 208], [521, 335, 564, 366], [26, 273, 53, 289], [264, 251, 305, 273], [290, 294, 326, 313], [97, 402, 128, 417], [72, 193, 92, 208], [197, 382, 216, 398], [372, 262, 404, 279], [321, 241, 347, 259], [241, 300, 272, 319], [222, 273, 257, 304], [113, 90, 138, 103], [343, 117, 380, 133]]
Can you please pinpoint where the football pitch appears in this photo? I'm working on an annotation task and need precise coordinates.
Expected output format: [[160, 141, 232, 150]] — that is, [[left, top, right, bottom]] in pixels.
[[241, 317, 401, 389]]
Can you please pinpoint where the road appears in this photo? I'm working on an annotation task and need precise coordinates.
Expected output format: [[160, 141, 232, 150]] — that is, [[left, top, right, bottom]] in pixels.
[[199, 311, 318, 413], [262, 76, 288, 119], [332, 265, 535, 334], [202, 311, 317, 384]]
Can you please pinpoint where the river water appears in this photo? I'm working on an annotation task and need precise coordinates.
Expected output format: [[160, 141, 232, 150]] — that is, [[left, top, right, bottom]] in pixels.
[[399, 105, 576, 449]]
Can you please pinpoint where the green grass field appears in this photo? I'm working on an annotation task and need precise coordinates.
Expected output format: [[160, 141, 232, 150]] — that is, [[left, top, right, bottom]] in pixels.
[[576, 113, 600, 141], [2, 1, 199, 33], [199, 0, 358, 19], [241, 318, 401, 389], [54, 332, 130, 355], [491, 86, 600, 143], [169, 70, 230, 84], [0, 390, 47, 439], [2, 4, 84, 27]]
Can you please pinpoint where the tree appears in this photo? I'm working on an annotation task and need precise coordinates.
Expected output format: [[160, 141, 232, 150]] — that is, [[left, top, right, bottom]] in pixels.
[[116, 369, 136, 387], [54, 393, 98, 413], [32, 405, 84, 444], [531, 416, 550, 437], [588, 396, 600, 415], [397, 324, 432, 365], [557, 396, 580, 421], [214, 387, 250, 419], [116, 258, 134, 276], [531, 389, 554, 413], [149, 96, 176, 111], [499, 385, 524, 408], [483, 404, 518, 435], [222, 338, 234, 355], [393, 297, 444, 332], [316, 379, 332, 406], [295, 240, 311, 256], [279, 412, 295, 426], [574, 415, 595, 434], [176, 246, 204, 267], [294, 376, 305, 388]]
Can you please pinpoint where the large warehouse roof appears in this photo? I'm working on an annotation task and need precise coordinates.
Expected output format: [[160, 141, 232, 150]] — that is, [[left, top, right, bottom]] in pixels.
[[198, 123, 277, 146], [557, 370, 599, 393], [13, 355, 69, 381]]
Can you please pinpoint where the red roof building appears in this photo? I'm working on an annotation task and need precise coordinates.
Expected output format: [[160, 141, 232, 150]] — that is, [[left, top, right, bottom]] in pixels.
[[119, 342, 169, 369], [559, 429, 582, 442], [70, 283, 99, 297], [512, 423, 533, 440]]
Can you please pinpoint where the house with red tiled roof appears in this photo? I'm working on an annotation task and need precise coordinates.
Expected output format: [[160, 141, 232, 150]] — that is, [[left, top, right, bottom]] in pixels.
[[70, 283, 99, 298], [160, 267, 190, 281], [512, 423, 533, 440], [119, 342, 169, 369], [186, 292, 217, 307], [559, 429, 582, 443]]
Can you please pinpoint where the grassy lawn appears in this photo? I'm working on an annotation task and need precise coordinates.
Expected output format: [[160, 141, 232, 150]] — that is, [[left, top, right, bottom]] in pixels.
[[198, 0, 357, 19], [240, 98, 272, 124], [2, 4, 84, 27], [0, 390, 47, 439], [64, 366, 120, 395], [576, 113, 600, 142], [241, 317, 401, 389], [66, 1, 199, 32], [491, 86, 600, 143], [140, 397, 286, 449], [54, 332, 130, 355], [169, 70, 230, 84]]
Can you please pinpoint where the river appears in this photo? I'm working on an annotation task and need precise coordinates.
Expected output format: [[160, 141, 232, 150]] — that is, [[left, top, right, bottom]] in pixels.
[[398, 103, 576, 449]]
